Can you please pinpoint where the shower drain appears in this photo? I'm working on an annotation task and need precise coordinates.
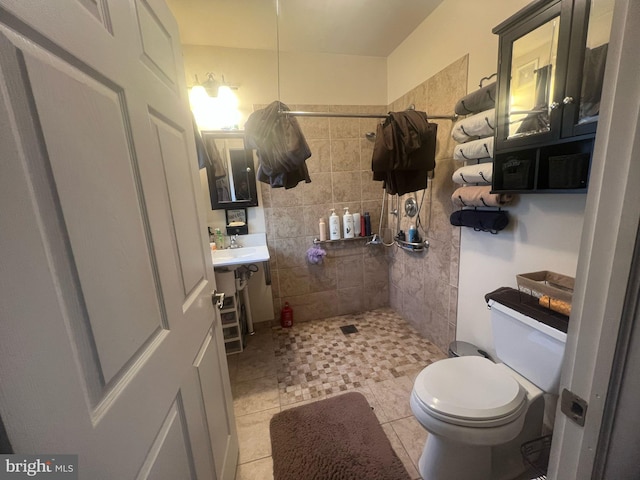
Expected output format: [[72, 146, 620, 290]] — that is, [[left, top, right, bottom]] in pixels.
[[340, 324, 358, 334]]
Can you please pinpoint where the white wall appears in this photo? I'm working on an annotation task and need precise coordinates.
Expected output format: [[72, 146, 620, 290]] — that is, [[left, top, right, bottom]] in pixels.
[[388, 0, 587, 356], [279, 51, 387, 105], [458, 196, 585, 355], [387, 0, 531, 102]]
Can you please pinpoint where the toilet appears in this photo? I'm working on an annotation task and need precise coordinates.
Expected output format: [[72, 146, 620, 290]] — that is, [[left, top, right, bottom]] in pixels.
[[410, 291, 568, 480]]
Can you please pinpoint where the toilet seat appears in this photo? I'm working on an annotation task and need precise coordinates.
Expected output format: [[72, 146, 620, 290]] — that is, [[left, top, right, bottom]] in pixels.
[[413, 356, 527, 428]]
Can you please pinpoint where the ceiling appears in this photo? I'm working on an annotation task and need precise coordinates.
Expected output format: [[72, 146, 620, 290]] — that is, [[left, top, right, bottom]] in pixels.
[[166, 0, 444, 57]]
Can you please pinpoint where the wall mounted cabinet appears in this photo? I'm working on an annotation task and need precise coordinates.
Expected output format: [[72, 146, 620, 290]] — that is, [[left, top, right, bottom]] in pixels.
[[492, 0, 613, 193]]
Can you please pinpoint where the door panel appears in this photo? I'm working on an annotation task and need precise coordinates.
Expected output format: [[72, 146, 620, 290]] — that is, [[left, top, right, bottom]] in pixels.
[[135, 0, 178, 90], [21, 35, 166, 384], [0, 0, 237, 477], [149, 113, 207, 298], [136, 395, 196, 480]]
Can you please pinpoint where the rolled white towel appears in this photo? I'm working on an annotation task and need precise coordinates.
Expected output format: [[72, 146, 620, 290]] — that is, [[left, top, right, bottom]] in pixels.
[[454, 136, 494, 161], [452, 162, 494, 184], [451, 109, 496, 143], [451, 185, 514, 208]]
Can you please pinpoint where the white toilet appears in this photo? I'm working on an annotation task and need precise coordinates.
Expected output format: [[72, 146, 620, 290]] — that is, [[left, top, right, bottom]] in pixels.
[[410, 295, 568, 480]]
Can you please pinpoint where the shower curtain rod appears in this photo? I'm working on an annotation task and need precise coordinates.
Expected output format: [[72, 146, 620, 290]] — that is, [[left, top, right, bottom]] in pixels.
[[280, 110, 458, 121]]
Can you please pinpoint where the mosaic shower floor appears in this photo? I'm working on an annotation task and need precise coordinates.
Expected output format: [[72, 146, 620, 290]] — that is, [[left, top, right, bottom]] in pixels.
[[273, 307, 446, 405]]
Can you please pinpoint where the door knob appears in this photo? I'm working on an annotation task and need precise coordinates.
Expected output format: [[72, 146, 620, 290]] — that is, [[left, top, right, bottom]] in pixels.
[[549, 101, 560, 110], [212, 290, 225, 310], [563, 96, 575, 105]]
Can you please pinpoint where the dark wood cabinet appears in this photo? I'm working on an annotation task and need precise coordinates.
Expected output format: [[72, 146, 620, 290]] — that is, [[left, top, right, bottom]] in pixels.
[[492, 0, 613, 193]]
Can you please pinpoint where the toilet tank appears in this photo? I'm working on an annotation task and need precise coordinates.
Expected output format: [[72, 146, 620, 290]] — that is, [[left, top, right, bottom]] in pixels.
[[489, 298, 567, 394]]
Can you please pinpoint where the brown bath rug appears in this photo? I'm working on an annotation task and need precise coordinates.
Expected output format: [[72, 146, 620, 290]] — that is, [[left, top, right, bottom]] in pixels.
[[270, 392, 411, 480]]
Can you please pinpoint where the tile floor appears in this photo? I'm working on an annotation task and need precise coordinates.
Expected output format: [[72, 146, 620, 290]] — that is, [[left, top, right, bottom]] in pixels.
[[228, 307, 447, 480]]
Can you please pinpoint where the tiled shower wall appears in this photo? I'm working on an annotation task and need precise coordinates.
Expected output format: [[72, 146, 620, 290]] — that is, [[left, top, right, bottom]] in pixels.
[[260, 55, 467, 350], [387, 56, 468, 353], [261, 105, 391, 322]]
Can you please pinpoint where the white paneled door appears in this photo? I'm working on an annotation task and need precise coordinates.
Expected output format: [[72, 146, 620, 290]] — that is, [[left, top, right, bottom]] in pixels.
[[0, 0, 237, 478]]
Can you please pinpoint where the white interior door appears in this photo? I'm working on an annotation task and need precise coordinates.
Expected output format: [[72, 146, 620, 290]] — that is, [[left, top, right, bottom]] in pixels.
[[548, 1, 640, 478], [0, 0, 237, 478]]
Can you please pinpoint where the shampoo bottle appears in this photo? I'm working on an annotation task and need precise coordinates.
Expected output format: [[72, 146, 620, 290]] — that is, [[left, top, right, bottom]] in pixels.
[[353, 212, 361, 236], [329, 209, 340, 240], [363, 212, 371, 236], [343, 207, 355, 238], [319, 218, 327, 241], [408, 224, 417, 243]]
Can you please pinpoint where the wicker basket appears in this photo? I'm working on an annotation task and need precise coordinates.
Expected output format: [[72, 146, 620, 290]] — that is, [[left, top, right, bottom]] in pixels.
[[516, 271, 574, 303]]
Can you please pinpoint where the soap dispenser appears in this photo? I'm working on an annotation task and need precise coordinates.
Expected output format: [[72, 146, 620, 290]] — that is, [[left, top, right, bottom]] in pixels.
[[329, 209, 340, 240], [343, 207, 355, 238]]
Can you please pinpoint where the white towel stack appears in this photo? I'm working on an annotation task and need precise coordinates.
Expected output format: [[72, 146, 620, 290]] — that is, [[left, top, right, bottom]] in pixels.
[[450, 91, 516, 212]]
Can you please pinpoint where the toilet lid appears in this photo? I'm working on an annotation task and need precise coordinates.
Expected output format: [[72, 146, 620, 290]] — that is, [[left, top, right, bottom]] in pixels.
[[414, 356, 526, 422]]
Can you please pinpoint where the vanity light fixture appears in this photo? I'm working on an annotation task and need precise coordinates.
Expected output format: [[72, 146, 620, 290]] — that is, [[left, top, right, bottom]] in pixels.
[[189, 73, 241, 130]]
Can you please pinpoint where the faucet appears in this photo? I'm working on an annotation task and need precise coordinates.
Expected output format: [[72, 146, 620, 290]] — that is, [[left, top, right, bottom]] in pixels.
[[229, 234, 242, 249]]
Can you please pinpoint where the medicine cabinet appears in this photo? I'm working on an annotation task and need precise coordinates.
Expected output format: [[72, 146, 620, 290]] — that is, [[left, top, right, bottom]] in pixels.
[[492, 0, 613, 193], [202, 131, 259, 210]]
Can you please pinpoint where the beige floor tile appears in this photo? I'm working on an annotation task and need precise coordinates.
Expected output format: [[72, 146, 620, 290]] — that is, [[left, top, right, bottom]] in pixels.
[[235, 354, 277, 383], [368, 375, 415, 421], [232, 375, 280, 417], [236, 407, 280, 465], [235, 456, 274, 480], [390, 416, 428, 470], [382, 423, 421, 480]]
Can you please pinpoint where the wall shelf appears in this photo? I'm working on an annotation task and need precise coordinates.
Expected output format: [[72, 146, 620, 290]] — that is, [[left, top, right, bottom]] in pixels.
[[313, 235, 374, 245]]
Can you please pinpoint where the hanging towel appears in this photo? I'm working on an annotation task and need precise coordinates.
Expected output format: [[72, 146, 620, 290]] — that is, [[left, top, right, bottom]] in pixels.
[[202, 135, 227, 179], [451, 109, 496, 143], [454, 82, 496, 115], [516, 65, 551, 135], [579, 43, 608, 122], [192, 114, 212, 170], [454, 136, 494, 161], [452, 162, 493, 185], [451, 185, 513, 208], [371, 110, 437, 195], [245, 101, 311, 189]]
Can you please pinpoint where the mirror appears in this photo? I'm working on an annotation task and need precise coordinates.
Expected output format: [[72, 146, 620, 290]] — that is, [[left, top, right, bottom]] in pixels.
[[201, 131, 259, 210], [507, 15, 560, 139], [577, 0, 614, 125]]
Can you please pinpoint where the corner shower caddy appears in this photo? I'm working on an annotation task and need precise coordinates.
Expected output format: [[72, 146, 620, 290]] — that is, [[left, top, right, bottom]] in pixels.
[[395, 238, 429, 253]]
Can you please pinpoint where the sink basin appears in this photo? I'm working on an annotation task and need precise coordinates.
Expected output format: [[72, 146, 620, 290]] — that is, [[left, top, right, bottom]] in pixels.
[[211, 245, 270, 268]]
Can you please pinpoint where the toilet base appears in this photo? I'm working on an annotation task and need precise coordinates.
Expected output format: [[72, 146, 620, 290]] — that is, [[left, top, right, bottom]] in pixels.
[[416, 396, 546, 480], [419, 434, 491, 480]]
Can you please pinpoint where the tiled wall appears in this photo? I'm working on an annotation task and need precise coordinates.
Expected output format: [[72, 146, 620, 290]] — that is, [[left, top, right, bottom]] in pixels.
[[387, 56, 468, 353], [261, 105, 390, 322], [260, 56, 467, 350]]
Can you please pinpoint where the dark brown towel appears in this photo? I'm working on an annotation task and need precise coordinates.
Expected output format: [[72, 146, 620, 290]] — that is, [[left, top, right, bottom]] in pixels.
[[371, 110, 437, 195]]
